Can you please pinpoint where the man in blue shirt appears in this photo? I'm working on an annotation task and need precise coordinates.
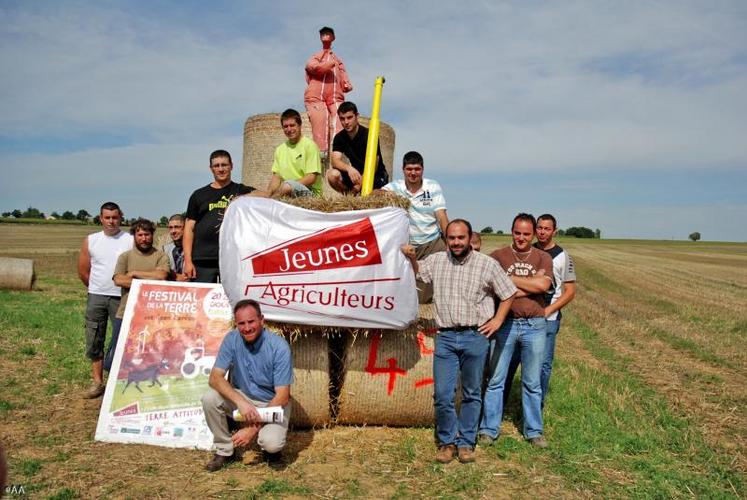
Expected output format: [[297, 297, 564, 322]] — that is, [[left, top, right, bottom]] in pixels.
[[201, 299, 293, 472]]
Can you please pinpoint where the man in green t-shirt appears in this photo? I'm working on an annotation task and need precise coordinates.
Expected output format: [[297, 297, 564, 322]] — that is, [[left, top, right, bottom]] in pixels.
[[267, 108, 323, 197]]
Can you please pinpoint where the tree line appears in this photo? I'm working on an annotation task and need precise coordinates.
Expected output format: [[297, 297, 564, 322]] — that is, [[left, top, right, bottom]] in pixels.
[[479, 225, 603, 239], [1, 206, 177, 226]]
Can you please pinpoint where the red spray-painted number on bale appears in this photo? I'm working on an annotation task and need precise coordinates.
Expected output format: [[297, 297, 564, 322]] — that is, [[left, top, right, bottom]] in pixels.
[[365, 332, 406, 396], [365, 330, 437, 395]]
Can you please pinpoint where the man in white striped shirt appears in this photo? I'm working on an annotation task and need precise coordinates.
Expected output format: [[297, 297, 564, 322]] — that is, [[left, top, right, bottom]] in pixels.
[[383, 151, 449, 302]]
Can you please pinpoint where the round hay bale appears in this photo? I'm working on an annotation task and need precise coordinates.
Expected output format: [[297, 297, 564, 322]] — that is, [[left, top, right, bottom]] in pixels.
[[241, 113, 395, 197], [0, 257, 35, 290], [284, 332, 332, 428], [336, 304, 439, 426]]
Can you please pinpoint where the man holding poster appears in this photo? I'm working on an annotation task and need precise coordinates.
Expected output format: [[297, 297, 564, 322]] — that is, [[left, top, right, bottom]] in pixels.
[[201, 299, 293, 472]]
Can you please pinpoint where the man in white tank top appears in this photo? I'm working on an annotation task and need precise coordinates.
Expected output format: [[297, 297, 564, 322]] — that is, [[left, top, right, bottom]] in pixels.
[[77, 202, 133, 398]]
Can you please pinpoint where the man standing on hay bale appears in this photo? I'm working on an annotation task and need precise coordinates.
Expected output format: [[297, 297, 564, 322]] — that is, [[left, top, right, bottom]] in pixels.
[[384, 151, 448, 303], [402, 219, 516, 464], [184, 150, 261, 283], [202, 299, 293, 472], [266, 109, 322, 198], [305, 26, 353, 154], [106, 218, 169, 372], [327, 101, 389, 194], [479, 213, 553, 449], [162, 214, 188, 281], [78, 201, 133, 399]]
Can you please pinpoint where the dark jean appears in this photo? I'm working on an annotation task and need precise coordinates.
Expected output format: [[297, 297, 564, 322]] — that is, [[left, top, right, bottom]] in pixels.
[[103, 317, 123, 372], [433, 329, 489, 448], [480, 317, 546, 439]]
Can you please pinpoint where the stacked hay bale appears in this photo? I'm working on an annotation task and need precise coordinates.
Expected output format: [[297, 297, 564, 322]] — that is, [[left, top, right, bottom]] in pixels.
[[242, 115, 440, 428], [0, 257, 35, 290], [241, 112, 395, 197]]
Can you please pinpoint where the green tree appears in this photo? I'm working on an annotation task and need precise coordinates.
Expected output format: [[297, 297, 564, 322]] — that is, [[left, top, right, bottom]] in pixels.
[[61, 211, 76, 220], [76, 209, 91, 222], [22, 206, 44, 219], [688, 232, 701, 242], [594, 228, 601, 239], [496, 230, 504, 235], [12, 209, 23, 218], [1, 211, 11, 217], [557, 229, 565, 236], [565, 226, 595, 238], [159, 216, 169, 226], [50, 211, 61, 219], [480, 226, 493, 234], [93, 215, 101, 225]]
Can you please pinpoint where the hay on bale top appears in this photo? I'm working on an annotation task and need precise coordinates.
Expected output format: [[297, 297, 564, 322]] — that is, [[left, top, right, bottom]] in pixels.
[[275, 192, 410, 212], [251, 192, 412, 339]]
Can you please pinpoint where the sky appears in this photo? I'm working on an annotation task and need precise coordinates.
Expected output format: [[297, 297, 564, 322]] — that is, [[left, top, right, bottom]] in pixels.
[[1, 0, 745, 241]]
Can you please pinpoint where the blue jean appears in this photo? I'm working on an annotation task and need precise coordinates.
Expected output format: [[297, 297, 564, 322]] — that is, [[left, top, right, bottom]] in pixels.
[[433, 329, 489, 448], [504, 318, 561, 408], [480, 317, 546, 439], [540, 319, 561, 405], [103, 318, 123, 372]]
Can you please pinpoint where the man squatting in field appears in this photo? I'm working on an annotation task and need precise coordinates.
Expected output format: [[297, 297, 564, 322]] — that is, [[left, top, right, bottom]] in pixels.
[[183, 150, 265, 283], [266, 108, 323, 198], [106, 218, 170, 372], [201, 299, 293, 472], [383, 151, 449, 303], [402, 219, 517, 464], [78, 202, 133, 399], [479, 213, 553, 448], [502, 214, 577, 409]]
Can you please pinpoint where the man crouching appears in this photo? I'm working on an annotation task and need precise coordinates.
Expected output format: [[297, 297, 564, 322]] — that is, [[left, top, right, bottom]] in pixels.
[[201, 299, 293, 471]]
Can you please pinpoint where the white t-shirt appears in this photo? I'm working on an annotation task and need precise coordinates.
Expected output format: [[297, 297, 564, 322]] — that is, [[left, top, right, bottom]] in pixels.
[[382, 178, 446, 245], [87, 230, 133, 296]]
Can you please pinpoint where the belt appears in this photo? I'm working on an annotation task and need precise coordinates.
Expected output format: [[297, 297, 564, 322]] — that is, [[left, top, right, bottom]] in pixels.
[[438, 325, 478, 332]]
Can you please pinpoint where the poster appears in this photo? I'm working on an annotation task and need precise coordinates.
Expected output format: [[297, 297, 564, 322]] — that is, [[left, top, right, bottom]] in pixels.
[[220, 197, 418, 329], [94, 280, 231, 450]]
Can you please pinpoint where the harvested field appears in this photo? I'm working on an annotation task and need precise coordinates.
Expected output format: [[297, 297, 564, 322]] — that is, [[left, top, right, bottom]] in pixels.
[[0, 225, 744, 498]]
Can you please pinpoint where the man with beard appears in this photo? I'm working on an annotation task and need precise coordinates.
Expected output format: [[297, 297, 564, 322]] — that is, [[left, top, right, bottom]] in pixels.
[[402, 219, 516, 464], [327, 101, 389, 194], [201, 299, 293, 471], [105, 218, 169, 372], [78, 202, 133, 398], [479, 213, 553, 448]]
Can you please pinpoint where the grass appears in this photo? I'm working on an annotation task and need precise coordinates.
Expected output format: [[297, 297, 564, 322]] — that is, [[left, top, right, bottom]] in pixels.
[[0, 224, 745, 498]]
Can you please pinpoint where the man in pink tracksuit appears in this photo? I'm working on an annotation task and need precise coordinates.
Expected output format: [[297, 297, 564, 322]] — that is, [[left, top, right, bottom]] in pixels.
[[304, 26, 353, 154]]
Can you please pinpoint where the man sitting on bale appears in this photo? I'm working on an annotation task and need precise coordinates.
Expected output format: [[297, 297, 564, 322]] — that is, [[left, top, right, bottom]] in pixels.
[[105, 218, 169, 372], [202, 299, 293, 472], [327, 101, 389, 194], [384, 151, 448, 303], [402, 219, 516, 464], [266, 108, 323, 198], [78, 201, 133, 398]]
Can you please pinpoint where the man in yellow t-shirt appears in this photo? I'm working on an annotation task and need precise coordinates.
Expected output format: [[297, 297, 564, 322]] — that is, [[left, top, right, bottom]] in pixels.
[[267, 108, 322, 197]]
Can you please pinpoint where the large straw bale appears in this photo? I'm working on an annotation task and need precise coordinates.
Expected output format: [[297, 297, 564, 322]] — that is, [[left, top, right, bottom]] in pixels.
[[336, 304, 438, 426], [285, 333, 332, 428], [241, 112, 395, 197], [0, 257, 35, 290]]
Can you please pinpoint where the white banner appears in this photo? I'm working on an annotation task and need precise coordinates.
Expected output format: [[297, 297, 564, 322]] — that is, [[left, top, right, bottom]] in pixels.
[[220, 197, 418, 329], [95, 280, 231, 450]]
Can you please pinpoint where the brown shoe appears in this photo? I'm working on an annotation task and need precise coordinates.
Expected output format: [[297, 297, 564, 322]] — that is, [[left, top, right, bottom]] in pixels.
[[205, 453, 236, 472], [457, 447, 476, 463], [435, 444, 456, 464], [528, 436, 549, 448], [83, 382, 105, 399]]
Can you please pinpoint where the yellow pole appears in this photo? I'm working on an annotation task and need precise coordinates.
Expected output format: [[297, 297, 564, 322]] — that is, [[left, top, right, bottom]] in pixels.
[[361, 76, 385, 197]]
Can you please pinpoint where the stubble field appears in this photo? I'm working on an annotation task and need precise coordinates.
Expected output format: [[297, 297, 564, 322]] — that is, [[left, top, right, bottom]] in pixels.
[[0, 224, 745, 499]]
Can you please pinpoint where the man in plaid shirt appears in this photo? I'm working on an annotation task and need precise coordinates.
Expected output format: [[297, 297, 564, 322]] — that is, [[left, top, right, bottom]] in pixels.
[[402, 219, 516, 464]]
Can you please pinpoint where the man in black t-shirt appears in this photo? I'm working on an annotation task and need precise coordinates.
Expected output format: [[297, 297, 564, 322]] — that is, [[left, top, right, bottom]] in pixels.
[[184, 150, 263, 283], [327, 101, 389, 194]]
